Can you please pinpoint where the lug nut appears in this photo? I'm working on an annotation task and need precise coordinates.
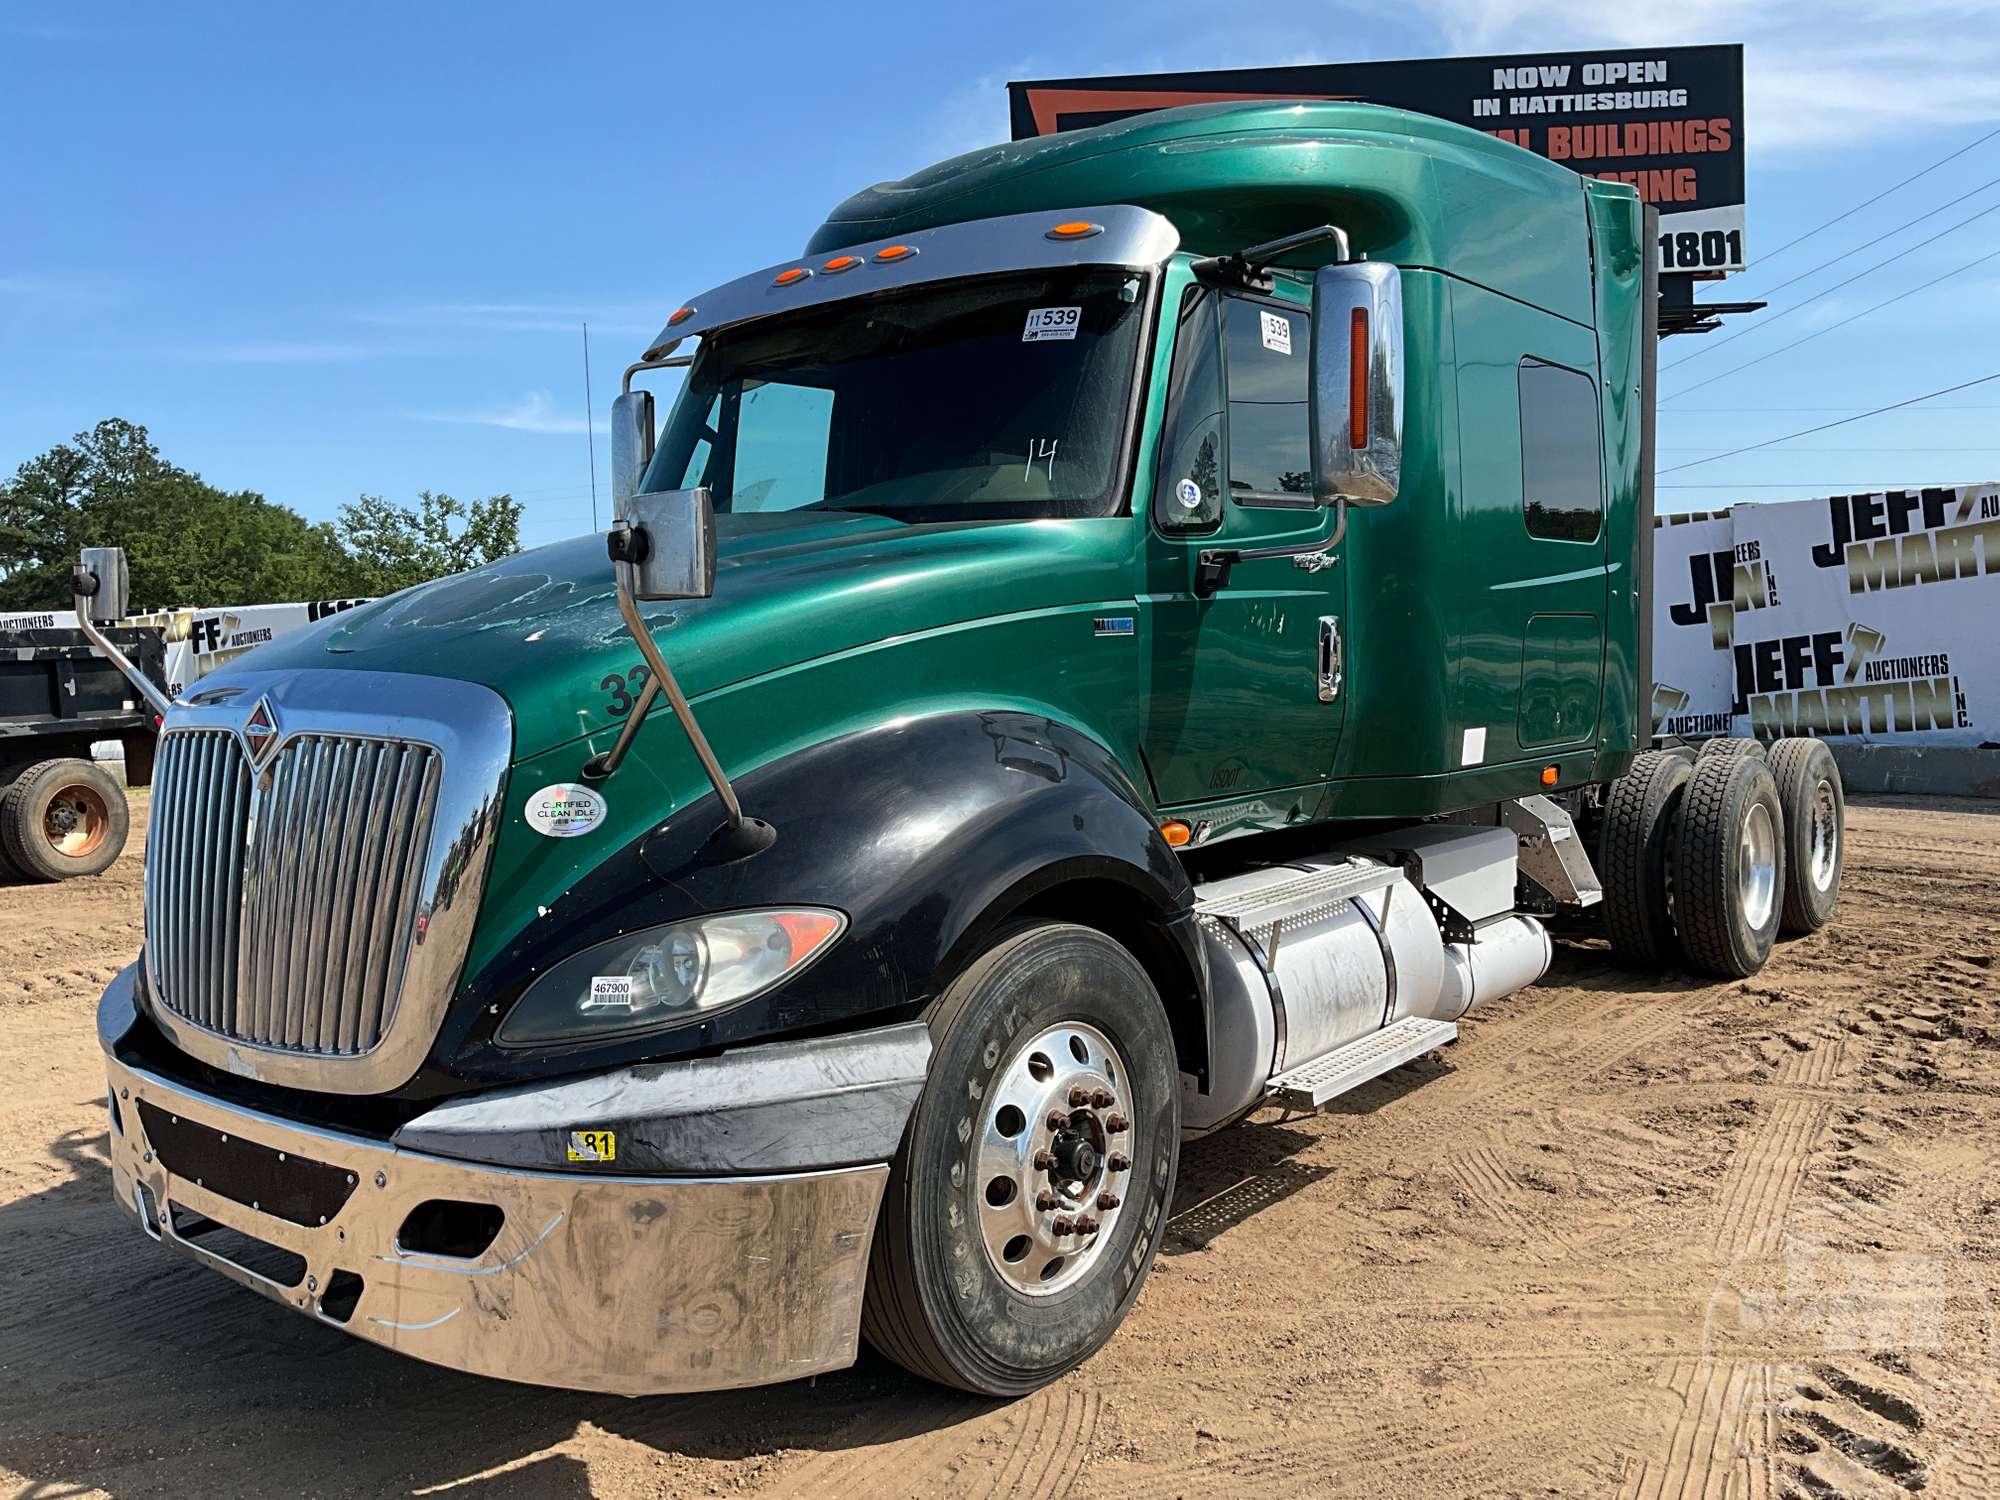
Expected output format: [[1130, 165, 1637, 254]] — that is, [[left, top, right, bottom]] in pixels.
[[1097, 1191, 1121, 1210], [1075, 1215, 1099, 1235], [1108, 1152, 1131, 1173], [1032, 1149, 1055, 1171], [1091, 1089, 1114, 1109], [1046, 1111, 1070, 1132], [1105, 1113, 1129, 1135], [1068, 1085, 1091, 1107], [1036, 1191, 1059, 1212], [1051, 1216, 1076, 1236]]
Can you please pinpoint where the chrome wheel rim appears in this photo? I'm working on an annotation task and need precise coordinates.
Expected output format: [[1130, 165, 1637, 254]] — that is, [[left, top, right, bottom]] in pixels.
[[1738, 800, 1778, 931], [1808, 778, 1839, 892], [974, 1020, 1133, 1297]]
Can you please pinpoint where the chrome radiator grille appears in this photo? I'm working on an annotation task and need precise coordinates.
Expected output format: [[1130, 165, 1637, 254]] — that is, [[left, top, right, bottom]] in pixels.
[[147, 728, 443, 1057]]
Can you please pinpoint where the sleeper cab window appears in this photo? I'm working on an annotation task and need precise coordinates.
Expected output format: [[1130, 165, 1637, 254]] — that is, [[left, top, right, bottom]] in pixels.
[[1518, 358, 1604, 543]]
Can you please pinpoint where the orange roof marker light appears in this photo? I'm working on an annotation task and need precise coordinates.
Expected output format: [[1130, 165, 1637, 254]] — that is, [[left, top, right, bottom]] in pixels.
[[874, 244, 917, 263], [667, 305, 696, 326], [1047, 220, 1103, 241], [772, 267, 812, 287], [1160, 819, 1193, 849], [822, 254, 862, 273]]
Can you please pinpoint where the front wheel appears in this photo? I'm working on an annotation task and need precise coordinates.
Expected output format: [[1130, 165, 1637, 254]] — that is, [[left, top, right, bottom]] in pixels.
[[863, 922, 1180, 1395]]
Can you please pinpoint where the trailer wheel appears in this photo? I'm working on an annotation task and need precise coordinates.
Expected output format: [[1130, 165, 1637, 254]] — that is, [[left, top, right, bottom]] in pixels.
[[863, 922, 1179, 1395], [1767, 737, 1843, 934], [1598, 750, 1692, 968], [0, 757, 129, 881], [1670, 752, 1786, 979]]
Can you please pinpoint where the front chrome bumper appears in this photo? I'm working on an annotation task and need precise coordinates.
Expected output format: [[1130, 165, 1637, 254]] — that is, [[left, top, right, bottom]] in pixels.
[[100, 962, 913, 1396]]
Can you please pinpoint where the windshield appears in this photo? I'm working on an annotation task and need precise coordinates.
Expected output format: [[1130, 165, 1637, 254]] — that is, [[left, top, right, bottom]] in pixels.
[[643, 268, 1150, 522]]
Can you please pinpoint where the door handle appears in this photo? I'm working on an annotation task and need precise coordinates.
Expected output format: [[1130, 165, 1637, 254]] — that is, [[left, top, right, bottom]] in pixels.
[[1318, 616, 1342, 703]]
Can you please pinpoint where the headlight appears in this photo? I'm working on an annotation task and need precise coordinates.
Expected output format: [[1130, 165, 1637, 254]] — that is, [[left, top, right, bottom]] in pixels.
[[497, 908, 846, 1046]]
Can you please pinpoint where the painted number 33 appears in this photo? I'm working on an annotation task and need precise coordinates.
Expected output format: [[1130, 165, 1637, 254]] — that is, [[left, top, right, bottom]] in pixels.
[[601, 665, 650, 716]]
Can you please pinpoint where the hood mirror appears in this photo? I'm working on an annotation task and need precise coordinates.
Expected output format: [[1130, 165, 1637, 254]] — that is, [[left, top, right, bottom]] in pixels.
[[1308, 261, 1403, 506], [608, 488, 715, 603]]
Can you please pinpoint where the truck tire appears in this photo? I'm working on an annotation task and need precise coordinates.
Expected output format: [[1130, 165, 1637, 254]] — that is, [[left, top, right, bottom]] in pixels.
[[1767, 737, 1843, 935], [862, 922, 1179, 1395], [0, 757, 129, 881], [1696, 736, 1765, 762], [1598, 749, 1691, 968], [1669, 752, 1786, 979]]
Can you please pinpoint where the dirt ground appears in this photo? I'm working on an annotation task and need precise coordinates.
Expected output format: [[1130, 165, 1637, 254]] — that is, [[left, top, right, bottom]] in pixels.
[[2, 793, 1997, 1498]]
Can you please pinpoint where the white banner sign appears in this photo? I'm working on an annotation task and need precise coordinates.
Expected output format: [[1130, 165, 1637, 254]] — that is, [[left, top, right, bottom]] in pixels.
[[1651, 485, 2000, 746]]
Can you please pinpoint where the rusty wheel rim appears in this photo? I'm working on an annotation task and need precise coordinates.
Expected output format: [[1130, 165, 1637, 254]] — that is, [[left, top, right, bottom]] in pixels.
[[43, 782, 110, 859]]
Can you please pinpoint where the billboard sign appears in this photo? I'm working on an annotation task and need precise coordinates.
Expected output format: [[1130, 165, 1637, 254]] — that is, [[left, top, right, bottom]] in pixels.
[[1010, 45, 1746, 276]]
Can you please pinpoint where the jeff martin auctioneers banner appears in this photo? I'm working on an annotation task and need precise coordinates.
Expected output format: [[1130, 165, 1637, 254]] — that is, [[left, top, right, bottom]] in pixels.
[[1651, 486, 2000, 747]]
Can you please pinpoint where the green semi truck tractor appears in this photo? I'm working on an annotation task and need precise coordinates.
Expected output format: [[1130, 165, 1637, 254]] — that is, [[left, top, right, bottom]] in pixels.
[[87, 102, 1845, 1397]]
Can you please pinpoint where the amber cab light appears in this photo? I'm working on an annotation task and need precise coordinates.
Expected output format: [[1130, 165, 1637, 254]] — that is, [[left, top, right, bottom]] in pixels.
[[1541, 765, 1560, 787], [772, 267, 811, 287], [822, 255, 861, 273], [1047, 220, 1103, 240], [667, 305, 695, 326], [874, 244, 917, 262], [1348, 307, 1370, 449], [1160, 819, 1193, 848]]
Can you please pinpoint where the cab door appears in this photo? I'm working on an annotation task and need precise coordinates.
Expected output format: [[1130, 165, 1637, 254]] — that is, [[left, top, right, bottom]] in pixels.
[[1138, 284, 1346, 817]]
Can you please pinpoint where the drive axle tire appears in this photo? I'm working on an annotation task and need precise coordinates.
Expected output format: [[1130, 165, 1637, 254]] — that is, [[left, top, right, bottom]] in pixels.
[[1767, 737, 1843, 934], [863, 922, 1179, 1395], [0, 757, 128, 882], [1670, 752, 1786, 979], [1598, 750, 1691, 968], [1696, 736, 1765, 762]]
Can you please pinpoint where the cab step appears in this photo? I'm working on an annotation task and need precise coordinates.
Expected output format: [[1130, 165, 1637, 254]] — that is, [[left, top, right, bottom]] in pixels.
[[1265, 1015, 1458, 1110]]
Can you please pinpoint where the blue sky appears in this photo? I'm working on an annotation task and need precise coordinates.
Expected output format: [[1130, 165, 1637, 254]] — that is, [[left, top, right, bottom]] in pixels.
[[5, 0, 2000, 549]]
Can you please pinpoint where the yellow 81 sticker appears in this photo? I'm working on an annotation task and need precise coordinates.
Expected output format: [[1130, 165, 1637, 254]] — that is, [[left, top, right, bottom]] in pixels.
[[566, 1129, 616, 1163]]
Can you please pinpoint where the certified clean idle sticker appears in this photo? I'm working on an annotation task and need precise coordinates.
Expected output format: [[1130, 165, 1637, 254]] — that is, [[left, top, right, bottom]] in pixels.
[[1176, 477, 1203, 510], [524, 782, 606, 838], [1022, 305, 1081, 342], [1259, 309, 1293, 355]]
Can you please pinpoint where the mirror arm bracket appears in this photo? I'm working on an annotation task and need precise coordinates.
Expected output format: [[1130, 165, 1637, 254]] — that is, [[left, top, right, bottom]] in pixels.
[[1194, 500, 1347, 597], [70, 562, 172, 721], [1193, 224, 1356, 291]]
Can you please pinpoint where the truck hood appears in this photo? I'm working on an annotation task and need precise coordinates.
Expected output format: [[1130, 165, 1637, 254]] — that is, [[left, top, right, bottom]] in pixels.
[[247, 510, 1128, 760]]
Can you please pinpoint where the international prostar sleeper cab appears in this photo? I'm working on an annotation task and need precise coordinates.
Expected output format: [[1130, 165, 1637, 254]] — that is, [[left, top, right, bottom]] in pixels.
[[83, 102, 1845, 1398]]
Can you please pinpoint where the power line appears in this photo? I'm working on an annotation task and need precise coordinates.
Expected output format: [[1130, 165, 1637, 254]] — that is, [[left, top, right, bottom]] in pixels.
[[1664, 404, 2000, 412], [1660, 446, 2000, 453], [1663, 242, 2000, 402], [1728, 173, 2000, 307], [1659, 480, 1987, 488], [1657, 371, 2000, 475], [1706, 122, 2000, 287], [1663, 197, 2000, 375]]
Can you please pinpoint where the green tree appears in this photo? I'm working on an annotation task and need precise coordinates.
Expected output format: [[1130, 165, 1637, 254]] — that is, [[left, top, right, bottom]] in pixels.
[[0, 420, 523, 610], [337, 489, 523, 596], [0, 419, 365, 609]]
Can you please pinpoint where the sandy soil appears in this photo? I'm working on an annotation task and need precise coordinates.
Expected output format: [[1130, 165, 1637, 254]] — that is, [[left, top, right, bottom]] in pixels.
[[2, 792, 1997, 1498]]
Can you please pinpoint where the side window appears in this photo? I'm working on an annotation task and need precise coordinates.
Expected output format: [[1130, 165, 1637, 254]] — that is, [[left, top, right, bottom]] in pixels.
[[1518, 359, 1603, 542], [1223, 295, 1312, 503], [1151, 288, 1224, 533], [729, 380, 834, 512], [673, 392, 721, 491]]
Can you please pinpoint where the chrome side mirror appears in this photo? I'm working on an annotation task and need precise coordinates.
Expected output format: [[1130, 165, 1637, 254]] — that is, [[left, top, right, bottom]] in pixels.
[[75, 546, 131, 622], [608, 487, 714, 602], [610, 389, 657, 507], [1308, 262, 1403, 506]]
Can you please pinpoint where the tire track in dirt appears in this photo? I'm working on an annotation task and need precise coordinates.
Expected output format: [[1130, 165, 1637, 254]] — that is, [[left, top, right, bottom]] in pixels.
[[1712, 1098, 1826, 1258], [1615, 1358, 1777, 1500]]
